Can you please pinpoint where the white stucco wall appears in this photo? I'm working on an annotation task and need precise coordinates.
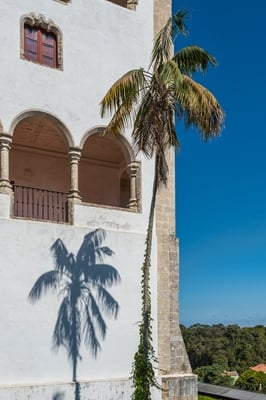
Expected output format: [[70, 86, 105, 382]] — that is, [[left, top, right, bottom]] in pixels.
[[0, 379, 162, 400], [0, 0, 154, 219], [0, 214, 158, 385], [0, 0, 153, 141], [0, 0, 161, 395]]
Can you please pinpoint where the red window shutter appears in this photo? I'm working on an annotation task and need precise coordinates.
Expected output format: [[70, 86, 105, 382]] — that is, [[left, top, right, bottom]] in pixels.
[[40, 30, 57, 68], [24, 25, 38, 62], [24, 24, 57, 68]]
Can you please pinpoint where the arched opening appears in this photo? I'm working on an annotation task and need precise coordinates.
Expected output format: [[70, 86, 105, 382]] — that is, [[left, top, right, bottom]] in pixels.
[[80, 133, 131, 208], [10, 114, 70, 222]]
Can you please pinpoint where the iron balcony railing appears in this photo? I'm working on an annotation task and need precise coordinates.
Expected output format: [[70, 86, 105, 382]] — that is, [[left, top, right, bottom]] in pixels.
[[13, 184, 69, 223]]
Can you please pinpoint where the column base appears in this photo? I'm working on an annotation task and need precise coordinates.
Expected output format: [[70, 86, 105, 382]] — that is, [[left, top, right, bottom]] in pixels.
[[128, 198, 138, 211], [67, 191, 81, 203], [0, 181, 13, 194]]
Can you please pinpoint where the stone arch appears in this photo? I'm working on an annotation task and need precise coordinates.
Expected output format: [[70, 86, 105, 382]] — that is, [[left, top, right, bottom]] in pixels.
[[9, 111, 72, 222], [80, 126, 135, 162], [9, 110, 74, 147], [20, 13, 63, 70], [79, 127, 139, 210]]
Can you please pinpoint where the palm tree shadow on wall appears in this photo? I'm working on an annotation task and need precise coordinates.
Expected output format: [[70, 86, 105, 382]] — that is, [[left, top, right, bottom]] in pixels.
[[52, 392, 65, 400], [28, 229, 121, 400]]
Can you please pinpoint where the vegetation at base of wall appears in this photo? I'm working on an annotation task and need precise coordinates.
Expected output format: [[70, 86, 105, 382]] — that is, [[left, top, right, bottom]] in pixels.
[[199, 395, 217, 400]]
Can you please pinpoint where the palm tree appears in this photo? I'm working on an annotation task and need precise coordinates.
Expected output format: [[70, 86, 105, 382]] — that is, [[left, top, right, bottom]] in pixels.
[[28, 228, 120, 385], [100, 10, 224, 400]]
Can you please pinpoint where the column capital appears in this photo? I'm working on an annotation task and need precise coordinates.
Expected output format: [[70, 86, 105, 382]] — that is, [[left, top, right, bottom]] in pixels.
[[0, 133, 12, 148], [127, 161, 139, 176], [0, 133, 12, 194], [69, 147, 81, 162]]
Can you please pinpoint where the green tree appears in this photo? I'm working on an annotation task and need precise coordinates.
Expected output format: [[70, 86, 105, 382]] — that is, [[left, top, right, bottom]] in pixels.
[[236, 370, 266, 393], [195, 364, 232, 386], [100, 11, 224, 400], [236, 370, 260, 392], [28, 229, 120, 385], [182, 324, 266, 378]]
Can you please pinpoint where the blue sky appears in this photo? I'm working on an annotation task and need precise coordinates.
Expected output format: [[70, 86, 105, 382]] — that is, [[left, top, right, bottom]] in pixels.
[[173, 0, 266, 327]]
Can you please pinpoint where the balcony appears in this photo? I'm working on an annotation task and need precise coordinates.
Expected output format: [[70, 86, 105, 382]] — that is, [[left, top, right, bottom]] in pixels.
[[13, 184, 68, 223]]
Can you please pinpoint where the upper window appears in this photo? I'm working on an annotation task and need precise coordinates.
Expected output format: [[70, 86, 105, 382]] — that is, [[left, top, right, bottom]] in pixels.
[[21, 14, 63, 70], [24, 25, 57, 68]]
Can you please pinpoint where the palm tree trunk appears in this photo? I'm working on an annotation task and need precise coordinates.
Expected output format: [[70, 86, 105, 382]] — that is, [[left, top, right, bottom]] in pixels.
[[72, 300, 78, 383], [74, 381, 81, 400], [72, 356, 77, 383], [142, 154, 159, 358], [132, 154, 160, 400], [72, 304, 80, 400]]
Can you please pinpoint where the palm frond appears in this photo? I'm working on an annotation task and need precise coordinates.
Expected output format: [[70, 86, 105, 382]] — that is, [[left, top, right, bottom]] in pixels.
[[95, 246, 114, 263], [176, 75, 224, 137], [52, 297, 71, 349], [173, 46, 217, 75], [86, 264, 121, 287], [83, 305, 101, 357], [151, 10, 188, 70], [77, 229, 107, 269], [50, 239, 73, 274], [77, 236, 96, 269], [100, 69, 147, 119], [131, 71, 180, 184], [85, 228, 106, 248], [28, 270, 60, 303], [97, 286, 119, 318], [85, 292, 107, 339], [172, 9, 189, 38], [157, 59, 182, 87], [132, 86, 160, 158]]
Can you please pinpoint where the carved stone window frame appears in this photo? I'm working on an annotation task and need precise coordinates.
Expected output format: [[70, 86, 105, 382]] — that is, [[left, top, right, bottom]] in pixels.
[[20, 13, 63, 70], [106, 0, 138, 11], [53, 0, 71, 4]]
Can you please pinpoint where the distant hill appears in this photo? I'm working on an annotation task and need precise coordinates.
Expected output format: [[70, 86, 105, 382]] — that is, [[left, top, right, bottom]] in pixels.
[[181, 323, 266, 374]]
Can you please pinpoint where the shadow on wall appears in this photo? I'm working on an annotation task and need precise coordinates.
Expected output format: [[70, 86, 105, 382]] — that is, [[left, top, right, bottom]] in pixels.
[[52, 392, 65, 400], [51, 383, 81, 400], [28, 229, 121, 398]]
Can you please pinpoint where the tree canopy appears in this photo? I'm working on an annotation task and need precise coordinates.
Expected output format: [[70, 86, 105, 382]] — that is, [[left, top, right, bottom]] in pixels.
[[181, 324, 266, 376]]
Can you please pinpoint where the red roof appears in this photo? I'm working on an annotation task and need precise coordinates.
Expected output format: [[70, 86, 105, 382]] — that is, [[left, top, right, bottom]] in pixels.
[[250, 364, 266, 373]]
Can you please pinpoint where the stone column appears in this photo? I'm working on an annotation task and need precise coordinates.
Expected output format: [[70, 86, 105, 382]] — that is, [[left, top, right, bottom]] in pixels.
[[0, 133, 13, 194], [68, 148, 81, 202], [153, 0, 197, 398], [127, 162, 138, 211]]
